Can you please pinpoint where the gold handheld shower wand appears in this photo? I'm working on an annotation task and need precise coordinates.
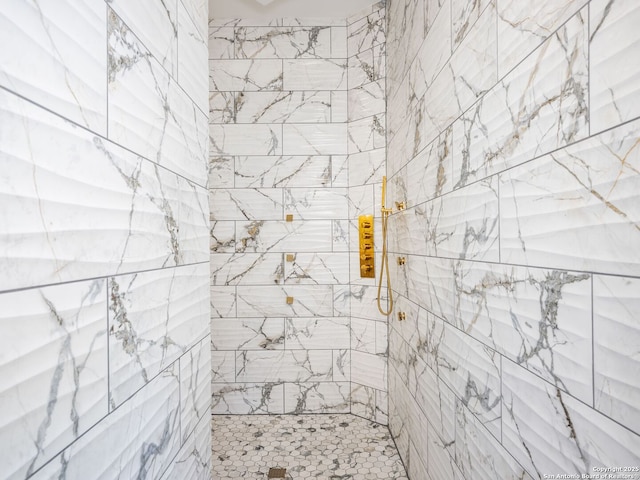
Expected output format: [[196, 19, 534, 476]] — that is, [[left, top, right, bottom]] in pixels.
[[377, 176, 394, 316]]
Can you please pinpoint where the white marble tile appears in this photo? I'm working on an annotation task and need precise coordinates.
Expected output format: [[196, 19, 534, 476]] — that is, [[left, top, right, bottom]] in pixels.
[[235, 26, 331, 59], [350, 284, 388, 321], [282, 124, 348, 155], [351, 350, 387, 391], [210, 252, 283, 285], [284, 382, 350, 413], [351, 317, 377, 354], [0, 0, 107, 134], [236, 350, 333, 382], [348, 44, 385, 89], [236, 220, 333, 253], [109, 264, 209, 408], [211, 382, 285, 414], [332, 219, 350, 252], [0, 89, 208, 292], [284, 187, 349, 220], [235, 91, 331, 124], [160, 413, 211, 480], [108, 0, 177, 75], [235, 155, 332, 188], [180, 336, 211, 443], [208, 155, 234, 188], [502, 358, 640, 478], [236, 285, 334, 317], [209, 188, 283, 221], [180, 0, 208, 41], [209, 286, 237, 318], [32, 365, 181, 480], [283, 252, 349, 284], [210, 221, 236, 253], [593, 275, 640, 436], [178, 1, 208, 112], [451, 0, 492, 49], [209, 59, 283, 91], [0, 280, 108, 479], [424, 0, 447, 39], [211, 317, 285, 350], [331, 26, 348, 58], [283, 59, 348, 90], [500, 119, 640, 276], [386, 0, 422, 87], [208, 26, 234, 60], [351, 383, 376, 420], [335, 349, 350, 382], [348, 114, 385, 153], [347, 8, 386, 56], [347, 184, 375, 219], [209, 91, 235, 123], [211, 350, 236, 382], [331, 155, 350, 187], [331, 90, 348, 123], [590, 0, 640, 134], [348, 148, 386, 186], [348, 80, 385, 122], [209, 124, 282, 156], [285, 317, 350, 349]]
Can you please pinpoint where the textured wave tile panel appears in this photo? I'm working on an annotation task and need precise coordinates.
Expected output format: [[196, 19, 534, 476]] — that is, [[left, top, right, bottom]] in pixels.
[[590, 0, 640, 134], [348, 45, 385, 90], [502, 358, 640, 477], [452, 8, 588, 188], [235, 91, 331, 124], [210, 124, 282, 156], [284, 382, 350, 414], [234, 155, 332, 188], [235, 220, 333, 253], [351, 350, 387, 391], [108, 13, 208, 186], [284, 187, 348, 220], [285, 317, 350, 349], [211, 317, 285, 350], [235, 350, 333, 383], [426, 422, 465, 480], [0, 90, 207, 292], [500, 119, 640, 276], [108, 264, 210, 408], [283, 252, 350, 285], [180, 336, 211, 443], [208, 26, 234, 60], [405, 255, 455, 322], [209, 188, 283, 221], [347, 8, 386, 56], [455, 402, 534, 480], [0, 280, 107, 480], [160, 413, 211, 480], [210, 252, 284, 285], [236, 285, 333, 317], [422, 61, 459, 148], [283, 59, 347, 90], [211, 382, 285, 414], [178, 2, 209, 113], [209, 59, 283, 92], [454, 260, 593, 402], [107, 0, 177, 76], [209, 285, 237, 319], [593, 275, 640, 436], [181, 0, 208, 43], [451, 0, 491, 48], [31, 365, 181, 480], [282, 124, 348, 155], [0, 0, 106, 135], [498, 0, 589, 77], [235, 26, 331, 59]]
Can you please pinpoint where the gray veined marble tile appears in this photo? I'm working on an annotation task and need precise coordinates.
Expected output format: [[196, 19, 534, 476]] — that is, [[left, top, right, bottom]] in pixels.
[[0, 89, 208, 292], [209, 286, 237, 318], [283, 252, 350, 285], [235, 91, 331, 124], [285, 317, 350, 349], [332, 219, 350, 252], [348, 148, 386, 187], [502, 358, 640, 478], [160, 412, 211, 480], [236, 350, 333, 383], [178, 1, 209, 113], [211, 317, 285, 350], [235, 155, 332, 188], [209, 188, 283, 221], [349, 284, 388, 321], [208, 155, 234, 188], [209, 124, 282, 156], [451, 0, 492, 49], [348, 80, 385, 122], [331, 26, 348, 58], [347, 7, 386, 57], [348, 114, 385, 154], [351, 350, 387, 391], [235, 220, 333, 253], [424, 0, 448, 41], [211, 382, 285, 414], [108, 264, 210, 408], [31, 364, 181, 480], [347, 184, 375, 219], [590, 0, 640, 134], [210, 252, 284, 285], [211, 350, 236, 382], [180, 336, 211, 443], [283, 58, 348, 90], [348, 44, 385, 89], [209, 91, 235, 123], [593, 275, 640, 436], [334, 349, 351, 382], [282, 124, 348, 155], [500, 118, 640, 276], [209, 59, 283, 91], [331, 90, 348, 123], [331, 154, 349, 187], [454, 260, 593, 403], [235, 26, 331, 59], [236, 285, 333, 317], [284, 382, 351, 414], [210, 221, 236, 253], [386, 0, 423, 87], [0, 280, 108, 480], [284, 187, 349, 220], [351, 383, 376, 420], [208, 26, 234, 60], [351, 317, 378, 354], [0, 0, 107, 135], [180, 0, 208, 42]]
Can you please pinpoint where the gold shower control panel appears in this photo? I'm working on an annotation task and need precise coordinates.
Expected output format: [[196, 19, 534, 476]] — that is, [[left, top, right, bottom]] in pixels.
[[359, 215, 375, 278]]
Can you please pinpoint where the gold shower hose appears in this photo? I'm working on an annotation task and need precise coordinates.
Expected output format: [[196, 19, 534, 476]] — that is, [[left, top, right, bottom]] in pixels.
[[377, 176, 394, 316]]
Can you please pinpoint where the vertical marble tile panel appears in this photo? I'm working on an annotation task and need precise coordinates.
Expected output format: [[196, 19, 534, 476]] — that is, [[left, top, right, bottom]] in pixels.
[[160, 413, 211, 480], [178, 2, 209, 112], [180, 336, 211, 443]]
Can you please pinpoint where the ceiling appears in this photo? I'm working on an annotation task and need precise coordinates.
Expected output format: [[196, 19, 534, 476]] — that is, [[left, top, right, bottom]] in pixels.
[[208, 0, 381, 20]]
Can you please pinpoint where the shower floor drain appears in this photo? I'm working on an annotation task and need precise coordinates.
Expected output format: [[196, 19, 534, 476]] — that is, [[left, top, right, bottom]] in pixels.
[[267, 467, 287, 478]]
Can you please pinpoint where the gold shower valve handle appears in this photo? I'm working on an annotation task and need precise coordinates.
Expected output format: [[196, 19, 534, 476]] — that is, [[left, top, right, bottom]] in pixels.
[[358, 215, 375, 278]]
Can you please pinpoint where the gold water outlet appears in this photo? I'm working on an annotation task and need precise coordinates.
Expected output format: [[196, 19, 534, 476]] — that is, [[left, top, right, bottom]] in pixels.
[[395, 201, 406, 211], [397, 311, 406, 321], [359, 215, 375, 278], [397, 257, 406, 265]]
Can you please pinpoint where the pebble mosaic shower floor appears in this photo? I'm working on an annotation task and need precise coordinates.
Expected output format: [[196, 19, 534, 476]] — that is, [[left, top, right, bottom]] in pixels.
[[211, 414, 408, 479]]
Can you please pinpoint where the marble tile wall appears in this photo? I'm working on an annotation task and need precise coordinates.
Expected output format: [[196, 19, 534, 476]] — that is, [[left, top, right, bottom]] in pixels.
[[386, 0, 640, 478], [208, 2, 388, 421], [0, 1, 211, 479]]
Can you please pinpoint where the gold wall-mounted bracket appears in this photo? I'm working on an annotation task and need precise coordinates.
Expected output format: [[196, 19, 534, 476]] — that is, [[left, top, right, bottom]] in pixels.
[[286, 254, 295, 262], [286, 296, 294, 304], [395, 201, 406, 211], [285, 214, 294, 222], [358, 215, 375, 278], [397, 311, 406, 321], [397, 257, 406, 265]]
